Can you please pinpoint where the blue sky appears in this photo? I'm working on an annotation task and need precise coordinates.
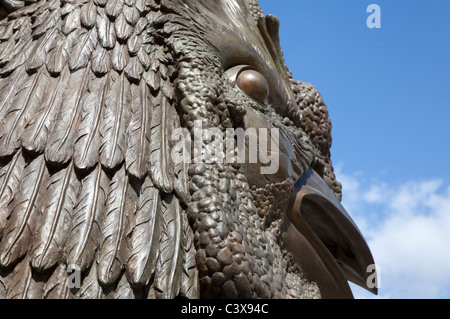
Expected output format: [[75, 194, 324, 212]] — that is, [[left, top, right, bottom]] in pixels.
[[259, 0, 450, 299]]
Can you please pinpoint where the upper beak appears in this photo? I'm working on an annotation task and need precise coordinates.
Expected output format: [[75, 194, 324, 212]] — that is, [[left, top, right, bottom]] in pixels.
[[284, 168, 378, 298]]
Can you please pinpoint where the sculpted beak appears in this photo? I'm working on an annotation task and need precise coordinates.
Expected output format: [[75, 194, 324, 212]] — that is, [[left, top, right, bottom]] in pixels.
[[285, 168, 378, 298]]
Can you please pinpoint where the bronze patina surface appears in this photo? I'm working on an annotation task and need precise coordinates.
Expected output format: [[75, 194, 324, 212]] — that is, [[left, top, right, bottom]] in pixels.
[[0, 0, 376, 298]]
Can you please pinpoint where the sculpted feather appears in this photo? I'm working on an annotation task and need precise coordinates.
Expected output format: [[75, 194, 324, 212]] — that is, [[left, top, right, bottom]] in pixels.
[[0, 154, 47, 269], [144, 68, 160, 92], [97, 166, 131, 286], [0, 267, 12, 298], [27, 21, 60, 73], [97, 8, 116, 49], [43, 264, 72, 299], [180, 212, 199, 299], [77, 261, 104, 299], [99, 70, 131, 170], [154, 194, 183, 299], [5, 255, 43, 299], [91, 46, 111, 76], [22, 67, 70, 154], [0, 12, 41, 73], [126, 80, 151, 179], [126, 176, 161, 288], [0, 23, 32, 67], [105, 0, 124, 19], [169, 100, 190, 204], [45, 66, 91, 165], [46, 29, 79, 75], [0, 36, 16, 64], [61, 6, 80, 36], [0, 69, 49, 158], [111, 43, 130, 72], [0, 67, 27, 119], [114, 272, 137, 299], [80, 1, 97, 29], [30, 162, 80, 272], [65, 165, 109, 272], [0, 151, 25, 236], [73, 75, 107, 170], [31, 6, 60, 39], [123, 4, 140, 26], [69, 27, 98, 71], [124, 56, 144, 83], [150, 94, 174, 193], [115, 13, 133, 41]]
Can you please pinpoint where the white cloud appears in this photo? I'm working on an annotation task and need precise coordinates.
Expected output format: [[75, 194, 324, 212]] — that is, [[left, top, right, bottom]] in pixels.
[[335, 166, 450, 299]]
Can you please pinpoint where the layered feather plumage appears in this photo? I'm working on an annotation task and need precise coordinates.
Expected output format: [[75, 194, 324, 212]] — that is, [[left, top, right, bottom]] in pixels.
[[0, 0, 194, 299]]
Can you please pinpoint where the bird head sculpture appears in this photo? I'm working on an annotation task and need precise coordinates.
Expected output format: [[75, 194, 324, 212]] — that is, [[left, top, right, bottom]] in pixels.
[[0, 0, 377, 299]]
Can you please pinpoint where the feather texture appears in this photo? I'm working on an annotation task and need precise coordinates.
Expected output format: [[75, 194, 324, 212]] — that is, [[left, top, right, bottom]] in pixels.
[[97, 9, 116, 49], [91, 46, 111, 75], [170, 103, 190, 204], [137, 47, 152, 72], [30, 162, 80, 272], [0, 267, 12, 298], [105, 0, 124, 19], [126, 33, 142, 56], [114, 272, 137, 299], [0, 36, 17, 64], [115, 13, 133, 41], [150, 94, 174, 193], [0, 67, 26, 117], [0, 34, 35, 76], [45, 66, 91, 165], [5, 255, 43, 299], [27, 22, 60, 73], [77, 261, 104, 299], [99, 71, 131, 170], [0, 0, 205, 300], [80, 2, 97, 29], [73, 75, 107, 170], [0, 152, 25, 237], [0, 154, 47, 269], [22, 67, 70, 154], [111, 43, 130, 72], [43, 264, 72, 299], [46, 29, 78, 75], [65, 165, 109, 272], [154, 194, 183, 299], [144, 68, 160, 93], [0, 26, 32, 66], [124, 56, 144, 83], [179, 211, 198, 299], [31, 7, 60, 39], [123, 4, 140, 26], [69, 27, 98, 71], [61, 6, 80, 36], [125, 80, 151, 179], [97, 166, 131, 286], [0, 69, 49, 158], [0, 20, 16, 41], [126, 176, 161, 288]]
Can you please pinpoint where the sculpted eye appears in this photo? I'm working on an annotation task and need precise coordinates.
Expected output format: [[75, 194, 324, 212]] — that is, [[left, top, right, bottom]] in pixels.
[[226, 66, 269, 104], [236, 69, 269, 103]]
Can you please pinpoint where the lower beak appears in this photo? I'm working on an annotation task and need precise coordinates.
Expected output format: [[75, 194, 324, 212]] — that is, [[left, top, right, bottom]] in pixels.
[[284, 168, 378, 298]]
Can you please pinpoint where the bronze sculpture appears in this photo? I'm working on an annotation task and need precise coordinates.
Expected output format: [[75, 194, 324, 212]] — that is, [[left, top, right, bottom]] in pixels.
[[0, 0, 377, 299]]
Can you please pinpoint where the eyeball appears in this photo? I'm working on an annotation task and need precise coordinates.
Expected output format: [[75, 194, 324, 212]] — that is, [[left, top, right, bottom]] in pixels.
[[225, 65, 270, 104], [236, 69, 269, 104]]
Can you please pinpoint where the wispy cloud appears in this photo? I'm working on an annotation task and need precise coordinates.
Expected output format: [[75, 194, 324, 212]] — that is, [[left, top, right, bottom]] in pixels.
[[335, 165, 450, 299]]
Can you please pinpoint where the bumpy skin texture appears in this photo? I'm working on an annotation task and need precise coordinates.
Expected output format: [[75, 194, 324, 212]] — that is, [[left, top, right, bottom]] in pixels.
[[0, 0, 343, 299], [290, 79, 342, 200]]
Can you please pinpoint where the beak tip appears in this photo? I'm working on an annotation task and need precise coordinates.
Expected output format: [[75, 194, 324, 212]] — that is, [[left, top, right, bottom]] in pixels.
[[293, 168, 379, 297]]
